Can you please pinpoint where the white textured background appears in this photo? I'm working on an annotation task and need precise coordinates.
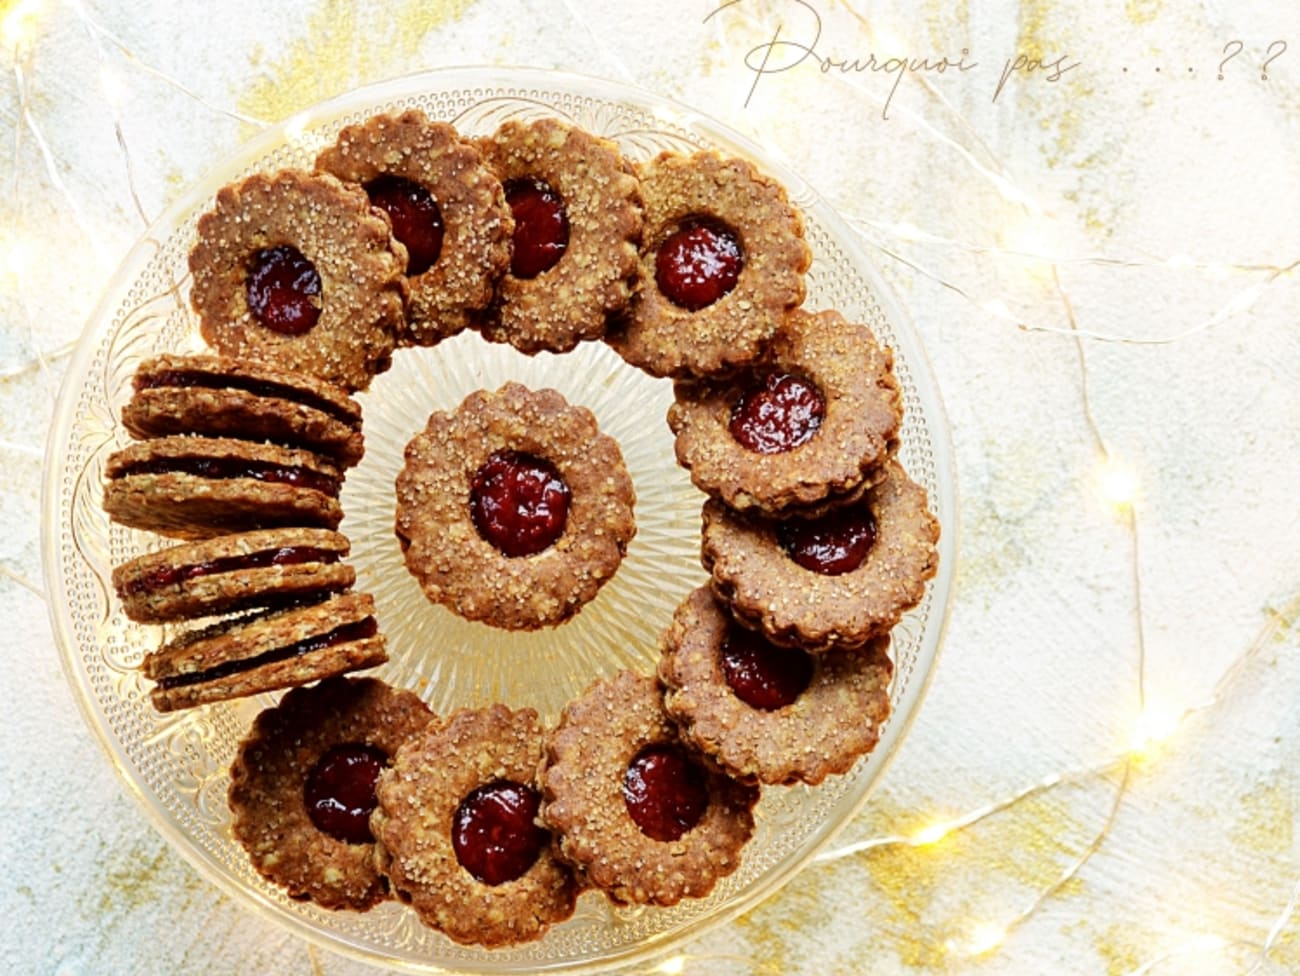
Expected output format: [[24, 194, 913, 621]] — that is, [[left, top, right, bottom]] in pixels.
[[4, 1, 1299, 974]]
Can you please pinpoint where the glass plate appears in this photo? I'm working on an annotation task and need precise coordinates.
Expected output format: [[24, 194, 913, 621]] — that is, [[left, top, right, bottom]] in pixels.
[[42, 67, 955, 974]]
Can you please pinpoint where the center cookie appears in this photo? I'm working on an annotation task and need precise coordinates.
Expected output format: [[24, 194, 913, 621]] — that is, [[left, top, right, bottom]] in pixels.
[[394, 382, 636, 630]]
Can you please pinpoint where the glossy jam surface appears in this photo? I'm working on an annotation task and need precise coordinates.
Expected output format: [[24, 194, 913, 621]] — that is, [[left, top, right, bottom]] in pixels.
[[246, 245, 322, 336], [504, 178, 569, 278], [778, 506, 878, 576], [655, 217, 743, 311], [304, 743, 388, 844], [622, 744, 709, 842], [452, 780, 546, 886], [470, 450, 570, 557], [364, 175, 444, 276], [729, 372, 826, 454], [720, 626, 814, 710]]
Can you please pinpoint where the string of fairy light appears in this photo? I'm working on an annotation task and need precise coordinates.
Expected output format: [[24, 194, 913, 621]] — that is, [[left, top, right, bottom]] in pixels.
[[4, 0, 1298, 972]]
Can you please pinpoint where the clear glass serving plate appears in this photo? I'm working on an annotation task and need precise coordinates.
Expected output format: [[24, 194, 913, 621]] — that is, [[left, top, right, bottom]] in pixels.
[[42, 67, 955, 974]]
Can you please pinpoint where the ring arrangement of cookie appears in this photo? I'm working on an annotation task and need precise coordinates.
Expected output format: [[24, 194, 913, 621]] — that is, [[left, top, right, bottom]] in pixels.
[[101, 108, 939, 949]]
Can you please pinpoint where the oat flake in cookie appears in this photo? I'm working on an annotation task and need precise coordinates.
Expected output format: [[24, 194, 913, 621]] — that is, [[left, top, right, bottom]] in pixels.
[[702, 460, 940, 653], [316, 110, 512, 347], [475, 117, 642, 354], [188, 168, 407, 392], [669, 308, 902, 515], [228, 677, 433, 911], [372, 704, 578, 948], [660, 587, 893, 786], [541, 669, 758, 907], [607, 150, 811, 379], [394, 382, 636, 631]]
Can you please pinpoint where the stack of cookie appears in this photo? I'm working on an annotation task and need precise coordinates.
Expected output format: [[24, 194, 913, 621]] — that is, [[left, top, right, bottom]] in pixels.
[[103, 354, 386, 712]]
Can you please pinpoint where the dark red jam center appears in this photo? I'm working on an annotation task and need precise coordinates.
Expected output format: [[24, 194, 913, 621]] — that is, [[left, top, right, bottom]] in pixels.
[[777, 506, 878, 576], [729, 372, 826, 454], [622, 744, 709, 842], [304, 742, 388, 844], [721, 626, 814, 710], [655, 217, 743, 311], [452, 779, 546, 886], [156, 616, 378, 690], [504, 178, 569, 278], [122, 456, 340, 497], [364, 174, 444, 276], [125, 545, 339, 596], [469, 450, 570, 558], [246, 244, 322, 336], [136, 371, 358, 425]]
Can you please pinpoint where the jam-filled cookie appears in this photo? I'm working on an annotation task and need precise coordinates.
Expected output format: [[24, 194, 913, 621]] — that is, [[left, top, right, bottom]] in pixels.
[[668, 308, 902, 515], [121, 353, 365, 468], [659, 587, 892, 786], [607, 150, 810, 378], [188, 168, 407, 392], [394, 382, 636, 631], [475, 117, 642, 354], [702, 461, 939, 652], [228, 677, 433, 911], [112, 526, 354, 624], [541, 669, 758, 907], [142, 591, 386, 712], [315, 110, 512, 347], [103, 435, 343, 540], [371, 704, 578, 947]]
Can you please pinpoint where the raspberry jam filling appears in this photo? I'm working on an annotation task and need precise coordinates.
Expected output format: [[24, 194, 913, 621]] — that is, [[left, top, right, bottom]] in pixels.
[[452, 779, 547, 886], [156, 615, 378, 690], [124, 545, 340, 595], [245, 244, 322, 336], [655, 217, 744, 311], [470, 450, 570, 558], [622, 744, 709, 842], [122, 456, 340, 497], [721, 626, 814, 710], [504, 177, 570, 278], [729, 372, 826, 454], [304, 743, 388, 844], [364, 174, 445, 276], [777, 506, 878, 576]]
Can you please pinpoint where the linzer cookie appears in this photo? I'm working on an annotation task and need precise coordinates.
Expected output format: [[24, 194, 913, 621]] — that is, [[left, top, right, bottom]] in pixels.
[[702, 460, 940, 652], [141, 591, 387, 712], [188, 168, 407, 392], [112, 527, 354, 623], [607, 150, 811, 378], [475, 118, 642, 354], [315, 110, 512, 347], [372, 704, 578, 947], [121, 353, 364, 468], [395, 382, 636, 631], [669, 308, 902, 515], [228, 677, 433, 911], [540, 669, 758, 907], [103, 435, 342, 540], [659, 587, 893, 786]]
